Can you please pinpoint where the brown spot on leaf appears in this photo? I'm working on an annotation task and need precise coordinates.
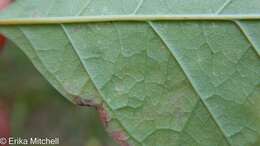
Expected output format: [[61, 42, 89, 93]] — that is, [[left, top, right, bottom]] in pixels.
[[72, 97, 129, 146], [73, 96, 97, 107], [111, 131, 129, 146], [72, 97, 110, 126]]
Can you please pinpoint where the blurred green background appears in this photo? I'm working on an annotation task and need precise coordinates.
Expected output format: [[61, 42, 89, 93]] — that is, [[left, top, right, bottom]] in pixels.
[[0, 40, 118, 146]]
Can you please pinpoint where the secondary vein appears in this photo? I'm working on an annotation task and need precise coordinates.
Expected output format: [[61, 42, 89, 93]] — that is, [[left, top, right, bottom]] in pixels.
[[233, 21, 260, 56], [148, 22, 233, 146]]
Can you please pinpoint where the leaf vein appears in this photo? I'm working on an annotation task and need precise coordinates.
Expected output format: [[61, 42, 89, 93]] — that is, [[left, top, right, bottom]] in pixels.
[[233, 21, 260, 56], [215, 0, 232, 14], [147, 21, 232, 146], [61, 24, 142, 144]]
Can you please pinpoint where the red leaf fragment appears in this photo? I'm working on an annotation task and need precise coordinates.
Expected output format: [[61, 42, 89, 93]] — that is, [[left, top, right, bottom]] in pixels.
[[0, 0, 11, 11], [111, 131, 129, 146], [0, 35, 6, 54], [97, 104, 110, 127]]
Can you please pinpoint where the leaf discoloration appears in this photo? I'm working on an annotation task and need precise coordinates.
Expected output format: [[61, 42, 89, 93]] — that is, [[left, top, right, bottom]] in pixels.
[[111, 131, 130, 146], [73, 96, 97, 108], [97, 104, 110, 127]]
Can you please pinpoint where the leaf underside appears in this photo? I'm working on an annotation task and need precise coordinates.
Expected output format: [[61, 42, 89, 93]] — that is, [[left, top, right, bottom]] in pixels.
[[0, 0, 260, 146]]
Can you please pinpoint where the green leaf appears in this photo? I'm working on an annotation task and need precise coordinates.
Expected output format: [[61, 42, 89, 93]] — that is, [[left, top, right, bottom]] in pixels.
[[0, 0, 260, 146]]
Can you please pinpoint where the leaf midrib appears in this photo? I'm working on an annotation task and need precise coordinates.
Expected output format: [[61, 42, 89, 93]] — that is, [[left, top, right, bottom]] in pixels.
[[1, 15, 260, 25]]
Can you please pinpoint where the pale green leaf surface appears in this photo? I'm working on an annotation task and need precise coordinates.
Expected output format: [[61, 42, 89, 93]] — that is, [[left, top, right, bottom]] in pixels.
[[0, 1, 260, 146]]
